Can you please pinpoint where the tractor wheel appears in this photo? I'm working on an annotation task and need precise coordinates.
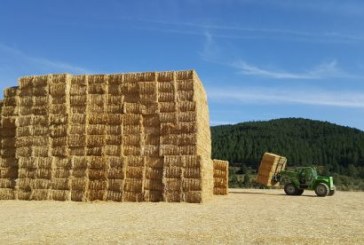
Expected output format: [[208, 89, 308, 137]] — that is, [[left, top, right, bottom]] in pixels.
[[284, 183, 297, 195], [315, 183, 329, 197], [295, 189, 304, 195]]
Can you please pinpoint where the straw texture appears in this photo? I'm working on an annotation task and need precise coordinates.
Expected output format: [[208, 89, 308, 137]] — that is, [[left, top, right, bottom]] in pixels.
[[256, 152, 287, 187]]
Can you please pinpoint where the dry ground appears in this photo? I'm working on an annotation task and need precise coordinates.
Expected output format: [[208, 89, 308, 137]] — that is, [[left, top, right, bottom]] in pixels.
[[0, 189, 363, 244]]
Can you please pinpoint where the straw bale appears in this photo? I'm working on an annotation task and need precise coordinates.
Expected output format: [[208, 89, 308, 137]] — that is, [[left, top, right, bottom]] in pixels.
[[157, 81, 174, 92], [105, 135, 122, 145], [88, 83, 106, 94], [163, 155, 184, 167], [72, 157, 88, 169], [50, 190, 71, 201], [105, 114, 122, 125], [18, 87, 33, 97], [88, 180, 108, 190], [49, 83, 67, 96], [165, 178, 182, 191], [123, 135, 142, 146], [161, 134, 196, 146], [108, 179, 123, 191], [122, 114, 141, 125], [33, 125, 49, 136], [144, 134, 159, 145], [139, 94, 158, 104], [71, 113, 86, 124], [4, 87, 19, 97], [71, 105, 87, 114], [72, 169, 88, 178], [70, 95, 87, 106], [30, 189, 50, 200], [35, 157, 53, 168], [124, 179, 143, 192], [181, 155, 201, 168], [69, 147, 85, 156], [18, 116, 32, 127], [108, 156, 124, 168], [0, 167, 18, 178], [16, 147, 32, 157], [69, 135, 86, 148], [20, 178, 51, 189], [2, 137, 16, 146], [54, 168, 72, 178], [126, 156, 144, 167], [1, 106, 18, 116], [107, 85, 122, 95], [51, 146, 68, 157], [32, 96, 48, 107], [157, 71, 174, 82], [88, 190, 106, 201], [71, 177, 88, 191], [105, 104, 123, 113], [89, 156, 107, 169], [176, 70, 194, 80], [126, 166, 143, 179], [106, 191, 122, 201], [144, 179, 164, 191], [183, 179, 202, 191], [50, 125, 68, 137], [52, 137, 68, 147], [158, 92, 175, 102], [86, 147, 103, 156], [159, 145, 180, 155], [88, 169, 107, 180], [3, 97, 17, 106], [126, 72, 156, 82], [32, 146, 49, 157], [178, 101, 196, 112], [32, 76, 48, 87], [49, 104, 67, 114], [108, 167, 124, 179], [177, 111, 196, 122], [144, 145, 159, 157], [184, 168, 201, 178], [123, 103, 142, 114], [18, 168, 51, 179], [87, 124, 105, 135], [164, 190, 181, 202], [69, 125, 85, 134], [159, 102, 175, 113], [71, 190, 86, 201], [123, 191, 144, 202], [0, 188, 15, 200], [20, 106, 32, 115], [51, 178, 71, 190], [165, 166, 182, 178], [160, 122, 197, 135], [0, 158, 17, 168], [145, 157, 164, 168], [51, 96, 66, 104], [70, 84, 87, 96], [184, 191, 202, 203], [141, 103, 159, 115], [0, 179, 15, 188], [17, 190, 31, 200], [32, 87, 48, 97], [139, 81, 157, 94], [108, 74, 123, 85], [104, 145, 121, 156], [88, 94, 105, 106], [49, 114, 67, 125], [177, 79, 194, 91], [159, 113, 177, 123], [33, 116, 48, 126], [123, 125, 143, 135], [88, 74, 105, 84], [18, 157, 37, 168], [177, 91, 194, 101], [88, 114, 106, 125], [87, 136, 104, 147], [105, 125, 122, 135]]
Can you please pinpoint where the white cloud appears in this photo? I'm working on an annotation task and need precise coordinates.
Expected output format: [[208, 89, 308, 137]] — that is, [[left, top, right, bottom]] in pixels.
[[232, 59, 352, 80], [208, 87, 364, 109]]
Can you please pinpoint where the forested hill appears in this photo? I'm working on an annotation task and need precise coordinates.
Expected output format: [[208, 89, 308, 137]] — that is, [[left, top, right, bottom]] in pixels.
[[211, 118, 364, 175]]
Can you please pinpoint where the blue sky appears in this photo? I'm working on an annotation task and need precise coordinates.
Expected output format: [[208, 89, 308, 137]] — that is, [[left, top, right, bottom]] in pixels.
[[1, 0, 364, 130]]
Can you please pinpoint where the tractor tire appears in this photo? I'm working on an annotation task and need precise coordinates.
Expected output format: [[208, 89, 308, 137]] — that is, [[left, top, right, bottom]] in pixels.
[[315, 183, 329, 197], [284, 183, 297, 195], [295, 189, 304, 195]]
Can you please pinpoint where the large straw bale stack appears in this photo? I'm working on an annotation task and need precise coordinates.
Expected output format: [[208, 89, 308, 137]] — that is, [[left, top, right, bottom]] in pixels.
[[256, 152, 287, 187], [0, 70, 225, 203], [213, 159, 229, 195]]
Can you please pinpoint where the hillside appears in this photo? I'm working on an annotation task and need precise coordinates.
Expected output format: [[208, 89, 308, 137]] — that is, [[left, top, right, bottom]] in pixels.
[[211, 118, 364, 189]]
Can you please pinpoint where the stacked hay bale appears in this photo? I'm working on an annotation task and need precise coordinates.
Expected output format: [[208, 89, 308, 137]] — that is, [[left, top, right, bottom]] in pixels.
[[0, 70, 223, 203], [213, 159, 229, 195], [256, 152, 287, 187], [0, 88, 18, 200]]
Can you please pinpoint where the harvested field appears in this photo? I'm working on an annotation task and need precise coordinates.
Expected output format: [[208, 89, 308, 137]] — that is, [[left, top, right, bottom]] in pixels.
[[0, 189, 363, 244]]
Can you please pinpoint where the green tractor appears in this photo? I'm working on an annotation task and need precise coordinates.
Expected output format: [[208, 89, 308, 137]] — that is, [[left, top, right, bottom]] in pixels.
[[274, 167, 336, 197]]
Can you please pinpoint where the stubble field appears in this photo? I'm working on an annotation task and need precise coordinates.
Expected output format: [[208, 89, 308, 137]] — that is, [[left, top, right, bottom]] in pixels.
[[0, 189, 363, 244]]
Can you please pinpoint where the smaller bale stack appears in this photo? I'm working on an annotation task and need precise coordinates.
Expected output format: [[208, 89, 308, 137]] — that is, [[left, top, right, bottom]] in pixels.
[[256, 152, 287, 187], [213, 159, 229, 195]]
